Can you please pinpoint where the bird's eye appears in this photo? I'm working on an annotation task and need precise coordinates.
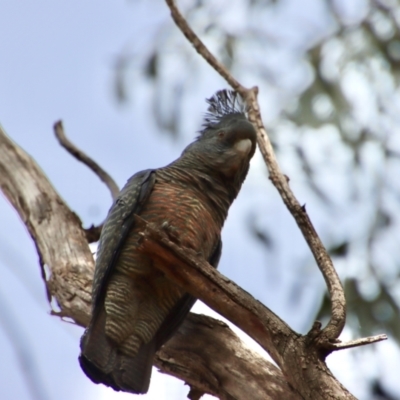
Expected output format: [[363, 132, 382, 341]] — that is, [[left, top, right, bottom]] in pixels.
[[218, 131, 225, 138]]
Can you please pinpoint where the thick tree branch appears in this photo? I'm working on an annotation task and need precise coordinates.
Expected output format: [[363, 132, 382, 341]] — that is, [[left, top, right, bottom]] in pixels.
[[157, 313, 301, 400], [136, 216, 294, 366], [165, 0, 345, 343], [0, 125, 93, 326], [0, 124, 300, 399], [137, 217, 376, 399]]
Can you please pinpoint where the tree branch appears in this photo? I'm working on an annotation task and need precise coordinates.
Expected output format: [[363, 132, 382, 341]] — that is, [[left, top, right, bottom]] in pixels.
[[54, 120, 119, 202], [157, 313, 301, 400], [165, 0, 345, 343], [329, 334, 388, 352], [136, 216, 368, 399], [135, 215, 293, 366], [0, 125, 94, 325], [0, 124, 302, 400], [165, 0, 244, 92], [54, 120, 119, 242]]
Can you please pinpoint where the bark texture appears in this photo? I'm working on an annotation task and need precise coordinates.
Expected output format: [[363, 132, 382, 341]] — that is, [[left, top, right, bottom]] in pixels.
[[157, 313, 301, 400]]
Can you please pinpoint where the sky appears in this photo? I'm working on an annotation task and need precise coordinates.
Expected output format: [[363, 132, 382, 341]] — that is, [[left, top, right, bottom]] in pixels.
[[1, 1, 399, 400]]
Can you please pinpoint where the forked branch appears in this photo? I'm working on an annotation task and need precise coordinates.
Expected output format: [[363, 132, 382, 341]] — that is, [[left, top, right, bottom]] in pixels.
[[136, 216, 386, 398], [165, 0, 345, 342]]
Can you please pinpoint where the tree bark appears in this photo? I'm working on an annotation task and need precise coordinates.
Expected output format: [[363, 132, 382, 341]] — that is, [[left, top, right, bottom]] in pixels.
[[156, 313, 301, 400]]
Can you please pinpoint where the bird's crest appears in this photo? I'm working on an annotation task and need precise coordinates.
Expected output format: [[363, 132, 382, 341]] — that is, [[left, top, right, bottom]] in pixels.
[[201, 90, 246, 131]]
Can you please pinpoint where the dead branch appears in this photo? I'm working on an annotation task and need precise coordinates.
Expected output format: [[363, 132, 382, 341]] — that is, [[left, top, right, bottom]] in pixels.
[[158, 313, 301, 400], [329, 334, 387, 352], [0, 125, 94, 324], [165, 0, 345, 343], [54, 120, 120, 242], [54, 120, 119, 201]]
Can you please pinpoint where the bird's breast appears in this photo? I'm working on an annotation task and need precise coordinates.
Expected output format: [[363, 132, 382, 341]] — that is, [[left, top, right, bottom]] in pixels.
[[141, 181, 220, 253], [115, 179, 220, 278]]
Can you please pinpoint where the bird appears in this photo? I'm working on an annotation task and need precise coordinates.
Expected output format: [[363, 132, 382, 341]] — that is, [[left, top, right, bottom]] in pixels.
[[79, 89, 257, 394]]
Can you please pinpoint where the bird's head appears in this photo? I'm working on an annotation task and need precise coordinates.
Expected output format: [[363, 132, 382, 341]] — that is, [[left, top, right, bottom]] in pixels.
[[182, 90, 257, 182]]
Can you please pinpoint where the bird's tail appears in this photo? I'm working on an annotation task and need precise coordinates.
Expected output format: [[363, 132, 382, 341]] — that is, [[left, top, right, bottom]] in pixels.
[[79, 309, 155, 394]]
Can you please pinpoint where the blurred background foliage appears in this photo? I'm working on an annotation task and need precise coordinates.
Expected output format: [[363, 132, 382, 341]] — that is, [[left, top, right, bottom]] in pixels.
[[112, 0, 400, 397]]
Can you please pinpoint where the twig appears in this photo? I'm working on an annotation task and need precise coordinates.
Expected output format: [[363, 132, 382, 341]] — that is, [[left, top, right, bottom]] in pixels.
[[54, 121, 120, 242], [165, 0, 345, 342], [165, 0, 243, 92], [328, 334, 387, 352], [54, 121, 119, 201]]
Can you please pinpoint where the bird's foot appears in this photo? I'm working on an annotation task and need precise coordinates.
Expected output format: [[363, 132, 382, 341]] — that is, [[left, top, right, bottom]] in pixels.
[[161, 221, 181, 244]]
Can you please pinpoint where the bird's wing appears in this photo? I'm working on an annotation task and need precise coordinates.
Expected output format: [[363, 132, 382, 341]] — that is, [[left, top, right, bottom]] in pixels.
[[92, 169, 156, 311], [154, 237, 222, 349]]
